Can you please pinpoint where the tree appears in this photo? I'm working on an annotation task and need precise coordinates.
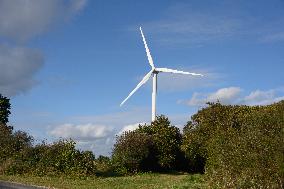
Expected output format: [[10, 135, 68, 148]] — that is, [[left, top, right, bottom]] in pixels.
[[0, 94, 11, 124], [182, 101, 284, 188], [112, 115, 183, 173], [138, 115, 183, 170], [112, 131, 153, 173]]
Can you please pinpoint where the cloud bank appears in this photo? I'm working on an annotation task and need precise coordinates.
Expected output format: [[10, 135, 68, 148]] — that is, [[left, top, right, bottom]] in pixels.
[[184, 87, 284, 106], [0, 45, 44, 96], [49, 123, 113, 141], [117, 123, 145, 136], [0, 0, 87, 96], [0, 0, 87, 41]]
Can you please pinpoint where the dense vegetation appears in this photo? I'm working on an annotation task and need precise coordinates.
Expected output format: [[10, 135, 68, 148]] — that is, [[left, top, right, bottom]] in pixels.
[[112, 115, 184, 173], [0, 94, 283, 188], [182, 102, 284, 188], [0, 94, 11, 124], [0, 123, 95, 177]]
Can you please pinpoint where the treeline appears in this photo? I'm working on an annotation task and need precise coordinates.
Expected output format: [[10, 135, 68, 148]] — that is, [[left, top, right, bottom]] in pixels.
[[0, 94, 283, 188]]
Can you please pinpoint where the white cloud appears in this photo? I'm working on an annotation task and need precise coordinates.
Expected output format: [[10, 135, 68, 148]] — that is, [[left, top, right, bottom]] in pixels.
[[0, 0, 87, 41], [42, 107, 194, 155], [243, 89, 284, 105], [48, 123, 115, 156], [0, 0, 87, 96], [49, 123, 113, 141], [71, 107, 152, 127], [76, 137, 115, 156], [48, 108, 192, 155], [185, 93, 207, 107], [186, 87, 241, 106], [49, 121, 147, 156], [0, 45, 44, 96], [184, 87, 284, 106], [117, 123, 145, 135], [207, 87, 242, 104]]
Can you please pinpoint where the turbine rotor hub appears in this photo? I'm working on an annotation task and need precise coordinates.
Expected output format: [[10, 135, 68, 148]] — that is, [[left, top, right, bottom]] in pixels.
[[153, 69, 159, 74]]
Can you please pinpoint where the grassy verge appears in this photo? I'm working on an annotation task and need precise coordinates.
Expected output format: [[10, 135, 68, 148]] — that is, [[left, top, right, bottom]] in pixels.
[[0, 173, 205, 189]]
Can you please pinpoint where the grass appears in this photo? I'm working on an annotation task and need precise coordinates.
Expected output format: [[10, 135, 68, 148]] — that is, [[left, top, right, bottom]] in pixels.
[[0, 173, 205, 189]]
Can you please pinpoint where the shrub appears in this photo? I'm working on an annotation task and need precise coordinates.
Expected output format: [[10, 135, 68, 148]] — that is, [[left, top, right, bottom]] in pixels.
[[205, 102, 284, 188], [0, 94, 97, 177], [1, 139, 96, 177], [95, 155, 114, 176], [112, 115, 183, 173], [0, 124, 14, 164], [112, 131, 153, 174], [138, 115, 183, 170], [181, 121, 206, 173], [31, 140, 96, 176], [182, 101, 284, 188], [0, 124, 33, 166]]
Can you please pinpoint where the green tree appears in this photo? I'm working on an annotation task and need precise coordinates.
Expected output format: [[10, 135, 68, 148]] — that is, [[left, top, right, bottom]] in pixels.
[[182, 101, 284, 188], [138, 115, 183, 170], [112, 115, 183, 173], [0, 94, 11, 124], [112, 131, 153, 173]]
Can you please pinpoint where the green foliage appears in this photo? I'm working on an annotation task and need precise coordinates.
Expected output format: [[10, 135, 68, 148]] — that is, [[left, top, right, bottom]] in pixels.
[[182, 101, 284, 188], [3, 140, 96, 177], [112, 130, 153, 174], [0, 124, 96, 176], [138, 115, 183, 170], [181, 121, 206, 173], [0, 94, 11, 124], [0, 124, 33, 166], [0, 95, 96, 177], [112, 115, 183, 173], [0, 124, 13, 163], [95, 155, 115, 176]]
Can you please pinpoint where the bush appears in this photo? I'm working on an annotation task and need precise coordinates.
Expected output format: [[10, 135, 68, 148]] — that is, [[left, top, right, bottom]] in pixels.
[[1, 139, 96, 177], [112, 115, 183, 174], [95, 155, 115, 176], [181, 121, 206, 173], [138, 115, 183, 170], [182, 101, 284, 188], [0, 124, 13, 164], [0, 94, 97, 177], [112, 131, 153, 174], [31, 140, 96, 176], [0, 124, 33, 166]]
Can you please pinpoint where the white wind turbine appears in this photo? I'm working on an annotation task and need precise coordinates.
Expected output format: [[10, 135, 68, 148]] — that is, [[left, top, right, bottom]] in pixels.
[[120, 27, 203, 122]]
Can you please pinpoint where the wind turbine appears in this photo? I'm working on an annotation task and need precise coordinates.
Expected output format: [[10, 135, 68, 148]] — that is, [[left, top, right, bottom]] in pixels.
[[120, 27, 203, 122]]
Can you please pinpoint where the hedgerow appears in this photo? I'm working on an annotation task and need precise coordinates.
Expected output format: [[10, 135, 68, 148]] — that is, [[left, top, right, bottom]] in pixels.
[[1, 93, 283, 188], [182, 101, 284, 188]]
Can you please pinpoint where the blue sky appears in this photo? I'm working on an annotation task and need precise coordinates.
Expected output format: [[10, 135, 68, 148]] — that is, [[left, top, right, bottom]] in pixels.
[[1, 0, 284, 156]]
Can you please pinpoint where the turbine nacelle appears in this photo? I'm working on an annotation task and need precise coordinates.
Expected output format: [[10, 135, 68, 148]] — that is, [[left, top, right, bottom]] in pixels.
[[152, 69, 159, 74]]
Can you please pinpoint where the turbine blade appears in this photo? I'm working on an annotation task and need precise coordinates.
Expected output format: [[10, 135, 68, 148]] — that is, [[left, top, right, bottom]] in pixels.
[[120, 70, 153, 106], [140, 27, 155, 69], [156, 68, 203, 76]]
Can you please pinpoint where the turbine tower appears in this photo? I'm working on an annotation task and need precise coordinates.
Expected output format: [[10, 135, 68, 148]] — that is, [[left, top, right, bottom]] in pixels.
[[120, 27, 203, 122]]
